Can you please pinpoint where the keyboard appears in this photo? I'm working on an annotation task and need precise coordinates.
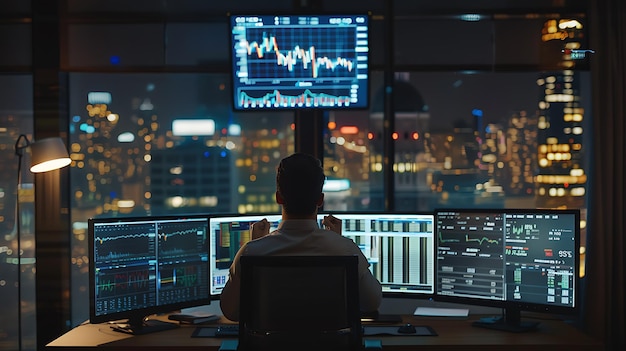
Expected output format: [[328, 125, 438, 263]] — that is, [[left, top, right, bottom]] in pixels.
[[214, 325, 239, 337]]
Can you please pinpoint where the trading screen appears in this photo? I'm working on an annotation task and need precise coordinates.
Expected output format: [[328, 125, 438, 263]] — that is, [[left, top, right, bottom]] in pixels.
[[436, 210, 577, 307], [209, 214, 282, 296], [230, 14, 369, 109], [92, 217, 209, 318], [319, 213, 435, 295]]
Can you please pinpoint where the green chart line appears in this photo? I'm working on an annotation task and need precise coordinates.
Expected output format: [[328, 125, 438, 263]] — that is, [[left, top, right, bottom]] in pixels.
[[438, 232, 499, 245], [438, 232, 460, 243], [465, 234, 499, 245]]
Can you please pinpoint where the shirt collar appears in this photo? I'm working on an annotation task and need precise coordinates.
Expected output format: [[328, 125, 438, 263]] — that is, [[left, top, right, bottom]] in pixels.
[[276, 219, 319, 232]]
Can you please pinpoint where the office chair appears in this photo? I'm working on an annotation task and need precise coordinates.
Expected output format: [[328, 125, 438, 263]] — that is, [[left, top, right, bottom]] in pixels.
[[238, 255, 364, 351]]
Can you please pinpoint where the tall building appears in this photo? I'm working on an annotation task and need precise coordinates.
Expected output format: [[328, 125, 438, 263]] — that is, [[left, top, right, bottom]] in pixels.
[[150, 144, 234, 214], [235, 128, 292, 214], [0, 117, 23, 236], [535, 70, 586, 208], [535, 18, 587, 208], [72, 96, 135, 214], [497, 111, 538, 196]]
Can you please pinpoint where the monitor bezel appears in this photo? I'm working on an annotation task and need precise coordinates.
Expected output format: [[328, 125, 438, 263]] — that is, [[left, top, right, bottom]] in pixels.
[[88, 213, 211, 325], [228, 12, 371, 111], [433, 208, 581, 316]]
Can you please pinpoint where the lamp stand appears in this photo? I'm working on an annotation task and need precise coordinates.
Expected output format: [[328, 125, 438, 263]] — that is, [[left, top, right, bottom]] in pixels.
[[12, 134, 70, 350], [14, 134, 29, 351]]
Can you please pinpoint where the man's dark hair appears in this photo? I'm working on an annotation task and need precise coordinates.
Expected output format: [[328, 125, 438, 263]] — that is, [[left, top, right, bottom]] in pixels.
[[276, 153, 325, 216]]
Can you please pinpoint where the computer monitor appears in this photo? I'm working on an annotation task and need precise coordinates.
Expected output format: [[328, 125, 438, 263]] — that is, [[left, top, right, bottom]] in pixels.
[[318, 212, 436, 297], [208, 213, 282, 297], [229, 14, 369, 110], [88, 214, 210, 334], [209, 212, 435, 299], [434, 208, 580, 332]]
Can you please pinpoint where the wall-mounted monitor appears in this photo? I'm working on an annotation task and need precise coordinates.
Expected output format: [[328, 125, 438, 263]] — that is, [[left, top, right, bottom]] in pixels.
[[208, 213, 282, 297], [229, 14, 369, 110], [434, 208, 580, 332], [88, 214, 210, 334], [318, 212, 435, 297]]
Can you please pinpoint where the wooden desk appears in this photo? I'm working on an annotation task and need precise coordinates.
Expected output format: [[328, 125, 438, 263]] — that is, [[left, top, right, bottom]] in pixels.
[[46, 315, 601, 350]]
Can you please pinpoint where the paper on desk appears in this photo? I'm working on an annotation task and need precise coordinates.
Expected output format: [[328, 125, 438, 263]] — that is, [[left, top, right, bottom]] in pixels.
[[414, 307, 469, 317]]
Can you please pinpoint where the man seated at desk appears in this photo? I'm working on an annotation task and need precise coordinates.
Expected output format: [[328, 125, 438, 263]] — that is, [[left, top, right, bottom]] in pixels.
[[220, 152, 382, 321]]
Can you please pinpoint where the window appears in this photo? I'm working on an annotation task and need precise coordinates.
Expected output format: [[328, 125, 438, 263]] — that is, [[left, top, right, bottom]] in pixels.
[[326, 70, 590, 214], [68, 72, 293, 324], [0, 75, 35, 350], [65, 7, 591, 328], [323, 15, 590, 277]]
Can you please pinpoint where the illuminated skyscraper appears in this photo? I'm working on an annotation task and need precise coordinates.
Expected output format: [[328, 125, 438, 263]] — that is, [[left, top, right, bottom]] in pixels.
[[535, 19, 587, 208], [150, 144, 234, 214], [536, 70, 586, 208], [0, 119, 20, 233], [497, 111, 538, 196]]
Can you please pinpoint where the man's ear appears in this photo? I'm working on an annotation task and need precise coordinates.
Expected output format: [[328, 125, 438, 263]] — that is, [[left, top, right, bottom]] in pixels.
[[276, 191, 285, 204], [316, 193, 324, 207]]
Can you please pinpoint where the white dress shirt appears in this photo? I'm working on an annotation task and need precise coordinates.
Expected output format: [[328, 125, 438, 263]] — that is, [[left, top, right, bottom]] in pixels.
[[220, 219, 383, 321]]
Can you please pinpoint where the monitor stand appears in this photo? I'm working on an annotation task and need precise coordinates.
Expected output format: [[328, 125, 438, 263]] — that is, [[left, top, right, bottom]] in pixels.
[[110, 317, 179, 335], [472, 308, 539, 333]]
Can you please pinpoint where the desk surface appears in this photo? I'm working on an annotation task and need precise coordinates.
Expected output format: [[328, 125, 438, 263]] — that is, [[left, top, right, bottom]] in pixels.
[[47, 314, 601, 351]]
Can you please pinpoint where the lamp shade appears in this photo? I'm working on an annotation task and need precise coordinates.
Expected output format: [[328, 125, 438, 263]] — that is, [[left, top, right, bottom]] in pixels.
[[29, 137, 72, 173]]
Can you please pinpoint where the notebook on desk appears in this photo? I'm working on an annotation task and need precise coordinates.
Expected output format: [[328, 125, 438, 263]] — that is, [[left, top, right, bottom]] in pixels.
[[413, 307, 469, 317]]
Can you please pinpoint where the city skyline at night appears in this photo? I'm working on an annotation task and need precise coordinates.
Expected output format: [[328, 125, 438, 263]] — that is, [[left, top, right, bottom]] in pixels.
[[0, 17, 591, 342]]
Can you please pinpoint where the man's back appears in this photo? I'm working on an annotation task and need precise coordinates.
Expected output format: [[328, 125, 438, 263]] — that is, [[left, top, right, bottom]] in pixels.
[[220, 219, 382, 321], [220, 153, 382, 322]]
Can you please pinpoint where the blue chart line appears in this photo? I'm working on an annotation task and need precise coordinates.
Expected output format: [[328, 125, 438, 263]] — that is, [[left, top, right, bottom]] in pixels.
[[158, 226, 205, 257], [158, 227, 202, 242], [241, 27, 357, 80], [95, 233, 151, 243], [238, 89, 352, 109], [95, 232, 153, 261], [241, 30, 356, 79]]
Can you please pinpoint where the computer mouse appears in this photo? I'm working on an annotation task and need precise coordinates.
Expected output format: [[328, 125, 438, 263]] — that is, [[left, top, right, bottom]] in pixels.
[[397, 323, 417, 334]]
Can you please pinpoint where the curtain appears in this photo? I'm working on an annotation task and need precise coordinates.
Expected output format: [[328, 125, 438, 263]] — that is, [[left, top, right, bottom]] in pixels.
[[585, 0, 626, 348]]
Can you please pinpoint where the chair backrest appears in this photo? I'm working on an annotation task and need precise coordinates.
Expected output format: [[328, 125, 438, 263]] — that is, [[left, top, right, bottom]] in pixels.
[[238, 255, 362, 351]]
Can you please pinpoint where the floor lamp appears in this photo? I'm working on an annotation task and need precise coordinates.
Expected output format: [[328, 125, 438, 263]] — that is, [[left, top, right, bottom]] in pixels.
[[14, 134, 71, 350]]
